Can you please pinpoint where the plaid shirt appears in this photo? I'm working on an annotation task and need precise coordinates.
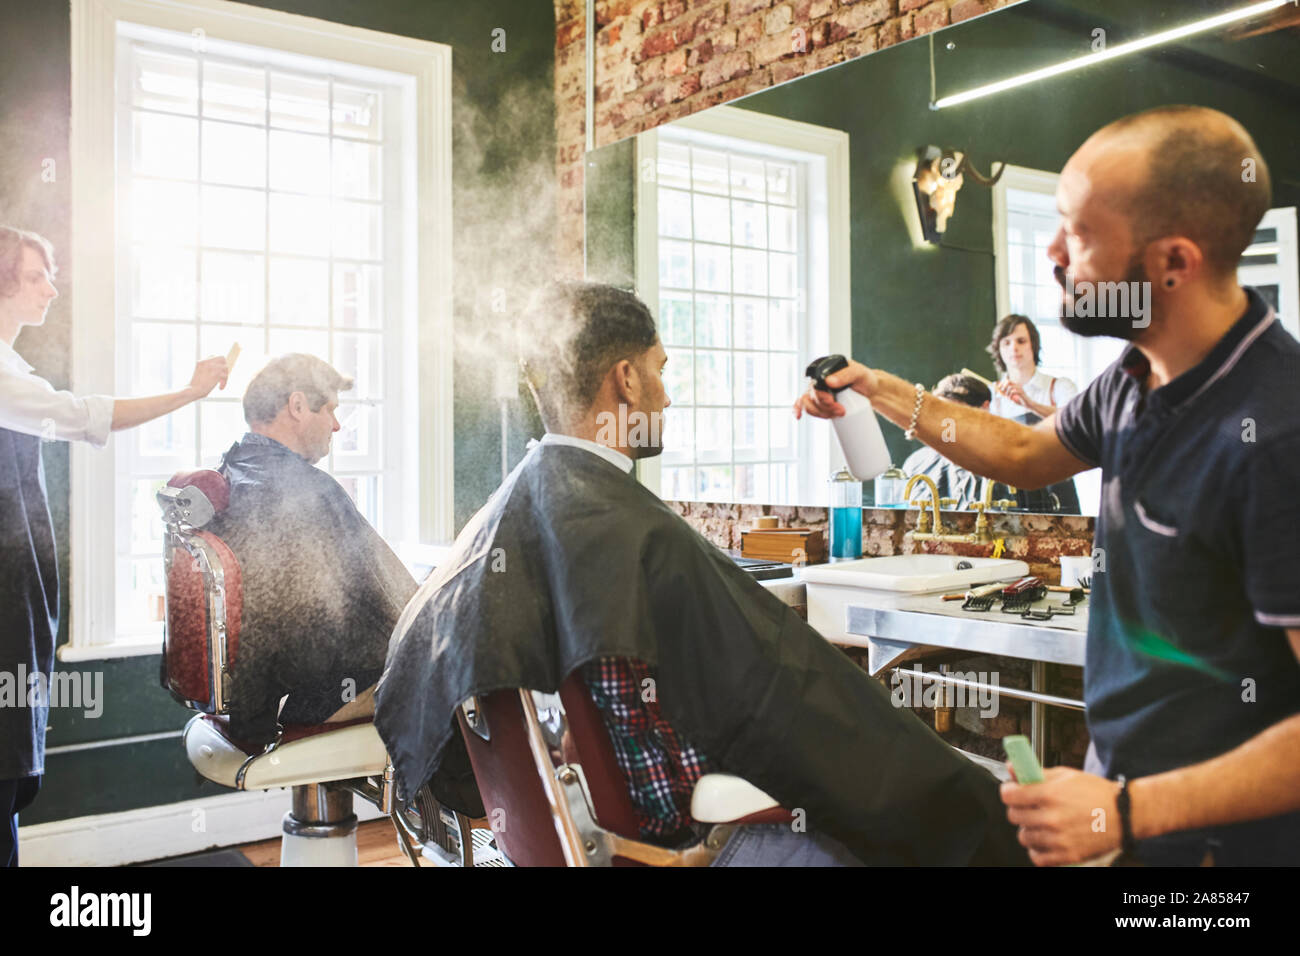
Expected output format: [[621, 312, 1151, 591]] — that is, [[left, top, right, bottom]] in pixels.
[[580, 657, 714, 845]]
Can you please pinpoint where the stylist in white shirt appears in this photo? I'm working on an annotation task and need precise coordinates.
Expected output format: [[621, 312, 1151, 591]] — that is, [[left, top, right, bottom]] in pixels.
[[986, 314, 1077, 421], [2, 225, 228, 866], [1, 227, 228, 441]]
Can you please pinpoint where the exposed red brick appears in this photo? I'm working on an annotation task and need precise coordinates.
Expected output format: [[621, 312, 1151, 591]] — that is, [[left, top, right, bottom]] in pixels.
[[877, 12, 915, 47], [665, 71, 702, 102], [688, 37, 715, 67], [1027, 536, 1094, 563], [665, 48, 688, 74], [770, 56, 808, 85], [841, 28, 880, 58], [556, 16, 584, 49], [639, 26, 684, 61], [700, 49, 754, 88], [641, 81, 668, 113], [765, 3, 794, 34], [556, 39, 583, 69], [951, 0, 1000, 23], [643, 2, 663, 29], [914, 1, 948, 34], [898, 0, 929, 11], [808, 43, 848, 72], [737, 12, 766, 47], [638, 55, 666, 85], [662, 0, 688, 21], [755, 28, 803, 64], [685, 2, 730, 41], [595, 0, 636, 26], [844, 0, 892, 29], [559, 165, 583, 190], [791, 0, 833, 19], [733, 0, 774, 17], [556, 0, 585, 23], [597, 21, 623, 45]]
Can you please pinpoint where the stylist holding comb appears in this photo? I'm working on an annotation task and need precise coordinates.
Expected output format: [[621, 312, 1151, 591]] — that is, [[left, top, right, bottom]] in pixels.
[[0, 225, 230, 866]]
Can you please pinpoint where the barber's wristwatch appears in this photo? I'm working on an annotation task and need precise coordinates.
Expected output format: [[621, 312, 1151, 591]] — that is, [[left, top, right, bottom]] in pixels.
[[1115, 775, 1138, 855]]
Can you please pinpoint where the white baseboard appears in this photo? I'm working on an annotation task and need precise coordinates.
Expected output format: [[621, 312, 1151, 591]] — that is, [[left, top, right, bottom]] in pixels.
[[18, 788, 387, 867]]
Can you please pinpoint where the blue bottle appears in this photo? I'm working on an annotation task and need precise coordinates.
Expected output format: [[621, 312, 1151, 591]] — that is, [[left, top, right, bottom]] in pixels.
[[830, 469, 863, 561]]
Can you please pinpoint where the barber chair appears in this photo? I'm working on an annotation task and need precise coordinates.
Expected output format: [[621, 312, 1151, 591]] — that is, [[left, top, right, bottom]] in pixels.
[[157, 469, 495, 867], [456, 672, 793, 866]]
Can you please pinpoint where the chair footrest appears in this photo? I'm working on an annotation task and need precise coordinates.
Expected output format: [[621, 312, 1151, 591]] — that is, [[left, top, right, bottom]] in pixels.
[[184, 714, 389, 790], [690, 773, 786, 824]]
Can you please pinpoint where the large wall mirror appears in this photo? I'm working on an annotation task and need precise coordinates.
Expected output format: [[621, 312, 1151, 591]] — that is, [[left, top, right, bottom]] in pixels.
[[584, 0, 1300, 518]]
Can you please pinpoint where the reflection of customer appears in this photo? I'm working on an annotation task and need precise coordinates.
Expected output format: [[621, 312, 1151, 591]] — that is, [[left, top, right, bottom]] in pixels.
[[902, 374, 990, 508], [987, 315, 1077, 422]]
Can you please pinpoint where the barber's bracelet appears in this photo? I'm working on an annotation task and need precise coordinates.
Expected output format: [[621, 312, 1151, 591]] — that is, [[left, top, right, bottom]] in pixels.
[[1116, 775, 1137, 855], [903, 382, 925, 441]]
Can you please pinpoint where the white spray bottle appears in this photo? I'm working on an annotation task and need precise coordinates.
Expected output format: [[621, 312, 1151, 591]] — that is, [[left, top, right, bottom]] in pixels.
[[805, 354, 892, 481]]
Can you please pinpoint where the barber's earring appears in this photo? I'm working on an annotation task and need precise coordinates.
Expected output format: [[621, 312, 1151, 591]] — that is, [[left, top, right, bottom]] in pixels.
[[1164, 278, 1176, 289]]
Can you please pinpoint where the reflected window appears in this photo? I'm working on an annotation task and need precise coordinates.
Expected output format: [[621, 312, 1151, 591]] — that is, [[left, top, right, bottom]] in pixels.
[[647, 128, 826, 504]]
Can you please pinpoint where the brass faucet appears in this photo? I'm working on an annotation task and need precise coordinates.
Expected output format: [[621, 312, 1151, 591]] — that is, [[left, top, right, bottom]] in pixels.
[[905, 475, 1010, 545], [903, 474, 945, 537]]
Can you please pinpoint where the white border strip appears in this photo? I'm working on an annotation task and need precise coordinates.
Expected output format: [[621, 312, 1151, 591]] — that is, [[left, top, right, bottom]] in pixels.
[[19, 787, 385, 867]]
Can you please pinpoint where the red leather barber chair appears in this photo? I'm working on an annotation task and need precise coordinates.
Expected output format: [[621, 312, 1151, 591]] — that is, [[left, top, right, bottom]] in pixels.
[[456, 671, 793, 866], [157, 469, 493, 867]]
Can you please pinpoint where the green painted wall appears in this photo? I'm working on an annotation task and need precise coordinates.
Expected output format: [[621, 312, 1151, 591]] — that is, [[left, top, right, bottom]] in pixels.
[[586, 0, 1300, 493], [1, 0, 555, 826]]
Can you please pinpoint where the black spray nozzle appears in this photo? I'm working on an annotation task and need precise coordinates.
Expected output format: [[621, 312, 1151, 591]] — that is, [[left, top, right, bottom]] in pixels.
[[805, 354, 849, 393]]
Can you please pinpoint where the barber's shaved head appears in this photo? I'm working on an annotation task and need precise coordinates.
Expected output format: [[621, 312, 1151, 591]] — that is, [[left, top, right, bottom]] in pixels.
[[1083, 106, 1271, 277]]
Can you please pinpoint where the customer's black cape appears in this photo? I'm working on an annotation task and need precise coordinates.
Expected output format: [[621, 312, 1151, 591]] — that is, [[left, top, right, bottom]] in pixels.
[[376, 442, 1027, 865], [205, 434, 417, 745]]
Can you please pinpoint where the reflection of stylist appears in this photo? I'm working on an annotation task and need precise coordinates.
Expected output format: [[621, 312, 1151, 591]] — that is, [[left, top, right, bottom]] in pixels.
[[987, 315, 1077, 422], [1, 227, 229, 867]]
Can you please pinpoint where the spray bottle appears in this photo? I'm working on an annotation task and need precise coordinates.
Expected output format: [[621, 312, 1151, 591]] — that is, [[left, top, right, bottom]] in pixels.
[[804, 354, 892, 481]]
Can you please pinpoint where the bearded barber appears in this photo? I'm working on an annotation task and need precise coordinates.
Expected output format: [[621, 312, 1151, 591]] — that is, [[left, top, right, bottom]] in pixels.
[[1, 226, 229, 866], [796, 106, 1300, 866]]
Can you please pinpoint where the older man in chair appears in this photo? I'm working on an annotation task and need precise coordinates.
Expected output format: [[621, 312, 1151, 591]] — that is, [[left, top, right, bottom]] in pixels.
[[208, 354, 416, 748]]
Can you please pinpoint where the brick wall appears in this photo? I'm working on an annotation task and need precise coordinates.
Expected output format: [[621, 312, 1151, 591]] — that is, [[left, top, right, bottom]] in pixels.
[[554, 0, 1015, 275], [670, 500, 1094, 581]]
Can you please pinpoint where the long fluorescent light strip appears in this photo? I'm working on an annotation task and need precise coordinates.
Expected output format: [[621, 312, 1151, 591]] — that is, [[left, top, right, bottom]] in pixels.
[[933, 0, 1291, 110]]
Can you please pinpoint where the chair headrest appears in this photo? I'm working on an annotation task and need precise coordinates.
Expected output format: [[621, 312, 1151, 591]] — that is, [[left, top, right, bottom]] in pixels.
[[158, 469, 230, 529]]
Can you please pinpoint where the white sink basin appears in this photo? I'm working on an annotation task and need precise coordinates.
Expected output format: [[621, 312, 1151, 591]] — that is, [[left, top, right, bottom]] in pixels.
[[800, 554, 1028, 593]]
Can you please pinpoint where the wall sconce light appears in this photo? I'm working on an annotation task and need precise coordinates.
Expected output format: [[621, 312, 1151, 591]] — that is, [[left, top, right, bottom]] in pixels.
[[911, 146, 1006, 244]]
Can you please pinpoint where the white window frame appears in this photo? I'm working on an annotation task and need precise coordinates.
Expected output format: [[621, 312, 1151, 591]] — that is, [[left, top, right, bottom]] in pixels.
[[633, 106, 851, 506], [993, 164, 1119, 517], [1239, 206, 1299, 340], [65, 0, 453, 660]]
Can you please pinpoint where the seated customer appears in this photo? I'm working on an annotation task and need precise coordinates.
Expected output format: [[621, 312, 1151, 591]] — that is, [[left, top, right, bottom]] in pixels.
[[376, 283, 1027, 866], [902, 373, 992, 509], [210, 354, 416, 747]]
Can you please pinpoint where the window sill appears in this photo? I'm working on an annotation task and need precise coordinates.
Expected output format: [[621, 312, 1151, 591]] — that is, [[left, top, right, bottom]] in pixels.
[[57, 639, 161, 663]]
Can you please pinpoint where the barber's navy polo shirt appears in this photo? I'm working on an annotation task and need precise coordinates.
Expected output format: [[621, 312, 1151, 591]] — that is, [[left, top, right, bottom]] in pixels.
[[1056, 287, 1300, 865]]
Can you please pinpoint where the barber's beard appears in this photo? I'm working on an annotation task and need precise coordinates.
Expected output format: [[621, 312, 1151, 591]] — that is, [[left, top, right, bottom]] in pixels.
[[1056, 259, 1149, 341]]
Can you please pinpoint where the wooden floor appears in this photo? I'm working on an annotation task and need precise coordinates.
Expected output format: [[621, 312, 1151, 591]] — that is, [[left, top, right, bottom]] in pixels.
[[239, 818, 418, 867]]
